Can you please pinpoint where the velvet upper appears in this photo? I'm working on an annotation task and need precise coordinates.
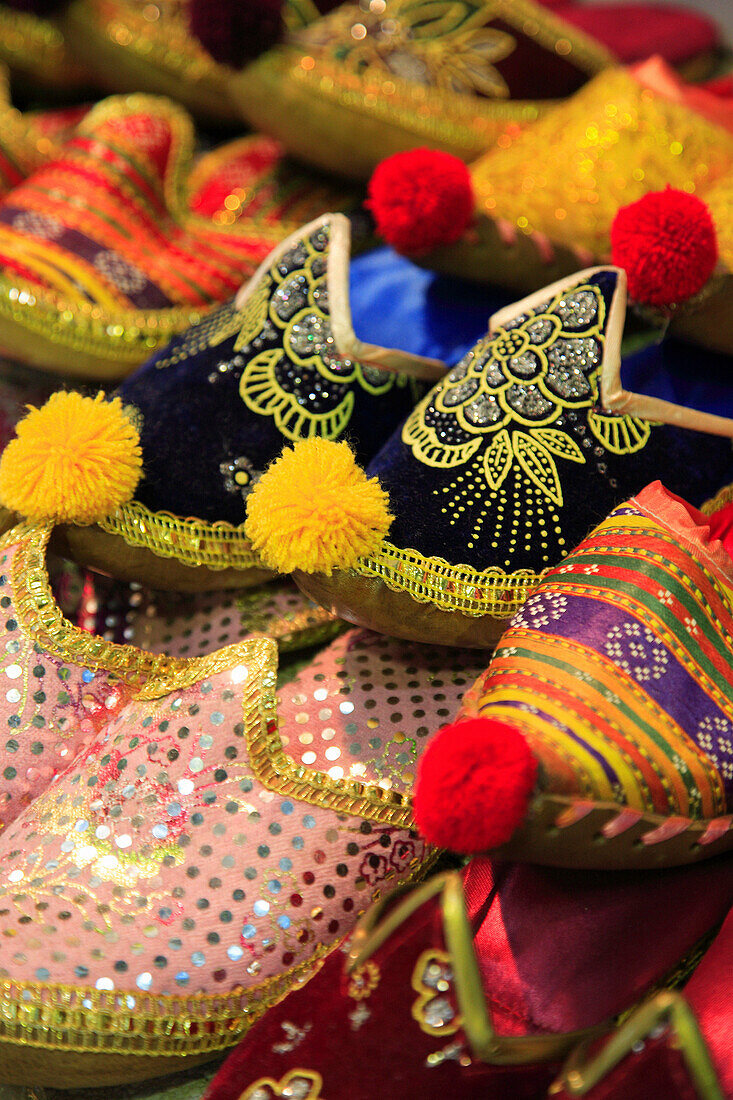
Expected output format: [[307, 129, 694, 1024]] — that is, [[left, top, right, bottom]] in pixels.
[[367, 269, 733, 573]]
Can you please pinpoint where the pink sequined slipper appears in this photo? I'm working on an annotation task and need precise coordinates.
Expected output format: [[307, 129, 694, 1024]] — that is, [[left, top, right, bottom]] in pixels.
[[0, 515, 486, 1086]]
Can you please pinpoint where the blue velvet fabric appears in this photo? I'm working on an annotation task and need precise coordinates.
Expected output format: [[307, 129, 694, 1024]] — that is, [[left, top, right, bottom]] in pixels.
[[116, 242, 733, 536], [366, 267, 733, 573], [349, 248, 502, 365]]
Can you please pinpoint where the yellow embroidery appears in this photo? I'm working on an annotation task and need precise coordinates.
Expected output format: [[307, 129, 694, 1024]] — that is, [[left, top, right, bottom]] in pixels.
[[411, 949, 460, 1038], [297, 0, 611, 99], [588, 411, 652, 455], [347, 960, 380, 1001], [230, 223, 404, 442], [240, 1069, 323, 1100]]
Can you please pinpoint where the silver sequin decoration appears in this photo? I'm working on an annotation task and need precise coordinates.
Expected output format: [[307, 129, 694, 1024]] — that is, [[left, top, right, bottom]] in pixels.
[[555, 290, 598, 329], [463, 393, 502, 425], [508, 351, 540, 378], [505, 384, 554, 418], [442, 378, 479, 406]]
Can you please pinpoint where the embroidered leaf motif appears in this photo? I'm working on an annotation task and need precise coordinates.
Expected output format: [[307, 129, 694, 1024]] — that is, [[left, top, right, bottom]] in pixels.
[[513, 431, 563, 505], [588, 411, 651, 455], [530, 428, 585, 464], [483, 428, 513, 490], [209, 279, 269, 351]]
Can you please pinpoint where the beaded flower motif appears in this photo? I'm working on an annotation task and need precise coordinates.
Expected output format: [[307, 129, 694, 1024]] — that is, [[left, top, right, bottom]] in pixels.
[[208, 223, 407, 441], [403, 277, 650, 509]]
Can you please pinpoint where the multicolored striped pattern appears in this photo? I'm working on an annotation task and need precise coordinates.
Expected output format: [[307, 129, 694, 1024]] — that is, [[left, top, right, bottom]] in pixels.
[[0, 95, 282, 313], [463, 486, 733, 821]]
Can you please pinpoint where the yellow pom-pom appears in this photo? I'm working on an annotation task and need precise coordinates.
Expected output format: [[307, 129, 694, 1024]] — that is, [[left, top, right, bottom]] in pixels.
[[245, 438, 392, 575], [0, 391, 142, 524]]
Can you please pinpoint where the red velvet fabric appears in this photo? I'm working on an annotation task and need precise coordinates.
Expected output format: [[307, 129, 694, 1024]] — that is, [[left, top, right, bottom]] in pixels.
[[206, 856, 733, 1100]]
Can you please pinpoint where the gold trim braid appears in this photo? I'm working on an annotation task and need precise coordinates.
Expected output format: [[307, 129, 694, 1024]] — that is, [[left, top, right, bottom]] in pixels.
[[0, 947, 330, 1058], [353, 540, 543, 617], [1, 521, 267, 687], [98, 499, 260, 572]]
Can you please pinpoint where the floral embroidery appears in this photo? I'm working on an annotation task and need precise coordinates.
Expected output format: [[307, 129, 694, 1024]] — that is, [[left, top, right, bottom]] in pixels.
[[208, 223, 405, 442], [348, 959, 380, 1000], [399, 274, 658, 559], [357, 829, 425, 886], [240, 1068, 323, 1099], [271, 1020, 312, 1054], [298, 0, 517, 99], [411, 949, 460, 1037], [403, 284, 607, 505]]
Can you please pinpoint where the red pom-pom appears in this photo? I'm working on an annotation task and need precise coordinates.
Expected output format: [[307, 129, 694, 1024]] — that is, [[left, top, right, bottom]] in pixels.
[[366, 149, 474, 255], [610, 187, 717, 308], [414, 717, 537, 853]]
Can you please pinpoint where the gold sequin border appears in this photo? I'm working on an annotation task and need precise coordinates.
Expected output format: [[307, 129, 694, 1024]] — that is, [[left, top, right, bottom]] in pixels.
[[2, 522, 422, 825], [352, 539, 543, 617], [0, 521, 273, 689], [98, 500, 261, 572], [0, 946, 330, 1058], [0, 844, 439, 1059]]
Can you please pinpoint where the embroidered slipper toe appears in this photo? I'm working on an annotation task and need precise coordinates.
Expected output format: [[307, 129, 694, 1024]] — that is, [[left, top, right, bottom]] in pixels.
[[550, 902, 733, 1100], [229, 0, 724, 180], [368, 60, 733, 324], [0, 214, 449, 591], [230, 0, 615, 179], [248, 266, 733, 647], [205, 854, 733, 1100], [0, 515, 492, 1086], [414, 482, 733, 869]]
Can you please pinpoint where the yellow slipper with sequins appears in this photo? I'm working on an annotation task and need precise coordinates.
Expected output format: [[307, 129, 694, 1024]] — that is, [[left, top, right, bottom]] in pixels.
[[368, 59, 733, 355]]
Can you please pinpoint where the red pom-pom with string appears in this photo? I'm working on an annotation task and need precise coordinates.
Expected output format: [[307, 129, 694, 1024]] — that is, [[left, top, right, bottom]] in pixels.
[[414, 717, 537, 852], [611, 187, 717, 308], [366, 148, 474, 254]]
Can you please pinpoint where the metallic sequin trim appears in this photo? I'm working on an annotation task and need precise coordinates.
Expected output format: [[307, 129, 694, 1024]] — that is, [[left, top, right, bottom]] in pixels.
[[351, 540, 543, 617], [97, 499, 261, 572]]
